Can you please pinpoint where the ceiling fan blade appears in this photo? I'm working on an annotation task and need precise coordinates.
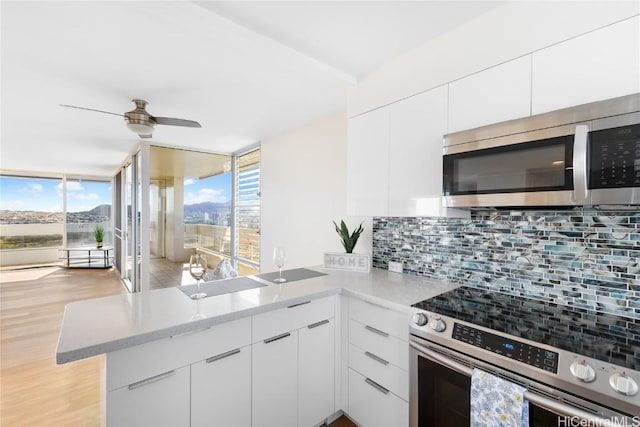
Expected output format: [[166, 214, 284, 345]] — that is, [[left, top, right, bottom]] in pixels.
[[154, 117, 202, 128], [60, 104, 124, 117]]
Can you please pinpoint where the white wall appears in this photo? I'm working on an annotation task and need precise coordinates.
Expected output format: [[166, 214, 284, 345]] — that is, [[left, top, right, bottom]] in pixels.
[[348, 1, 640, 116], [260, 110, 372, 272]]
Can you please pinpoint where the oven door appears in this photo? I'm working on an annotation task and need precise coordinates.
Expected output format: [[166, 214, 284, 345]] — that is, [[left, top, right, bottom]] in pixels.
[[409, 337, 632, 427]]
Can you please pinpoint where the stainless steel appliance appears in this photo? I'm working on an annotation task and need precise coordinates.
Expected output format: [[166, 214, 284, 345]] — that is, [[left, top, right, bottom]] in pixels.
[[409, 287, 640, 427], [443, 93, 640, 208]]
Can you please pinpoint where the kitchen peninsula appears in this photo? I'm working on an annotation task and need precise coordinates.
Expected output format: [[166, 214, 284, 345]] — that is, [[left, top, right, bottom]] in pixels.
[[57, 267, 458, 426]]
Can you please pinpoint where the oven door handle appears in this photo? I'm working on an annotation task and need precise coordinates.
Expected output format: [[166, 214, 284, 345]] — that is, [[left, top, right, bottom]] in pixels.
[[410, 340, 615, 424]]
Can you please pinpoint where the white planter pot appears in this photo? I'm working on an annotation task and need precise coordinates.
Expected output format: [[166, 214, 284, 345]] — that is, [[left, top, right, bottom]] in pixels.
[[323, 252, 371, 272]]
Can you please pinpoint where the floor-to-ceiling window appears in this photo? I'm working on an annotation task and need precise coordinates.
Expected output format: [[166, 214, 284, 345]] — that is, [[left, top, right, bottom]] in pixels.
[[184, 171, 232, 261], [236, 148, 260, 275], [65, 177, 112, 247], [0, 174, 113, 268]]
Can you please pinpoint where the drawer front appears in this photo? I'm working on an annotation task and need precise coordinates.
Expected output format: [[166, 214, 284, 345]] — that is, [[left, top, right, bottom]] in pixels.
[[349, 297, 409, 340], [107, 365, 190, 427], [252, 295, 335, 343], [347, 368, 408, 427], [107, 316, 251, 391], [349, 319, 408, 370], [349, 344, 408, 401]]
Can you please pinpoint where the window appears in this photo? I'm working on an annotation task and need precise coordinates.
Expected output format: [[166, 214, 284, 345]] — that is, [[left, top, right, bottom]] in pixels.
[[184, 172, 232, 257], [235, 148, 260, 275], [0, 175, 63, 251], [65, 178, 112, 247]]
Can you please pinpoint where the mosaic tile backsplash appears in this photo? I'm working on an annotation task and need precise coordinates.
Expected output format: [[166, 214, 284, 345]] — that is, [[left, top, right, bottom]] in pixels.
[[372, 209, 640, 319]]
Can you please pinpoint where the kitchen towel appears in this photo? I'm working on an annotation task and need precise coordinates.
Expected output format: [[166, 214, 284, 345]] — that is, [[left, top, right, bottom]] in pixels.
[[470, 368, 529, 427]]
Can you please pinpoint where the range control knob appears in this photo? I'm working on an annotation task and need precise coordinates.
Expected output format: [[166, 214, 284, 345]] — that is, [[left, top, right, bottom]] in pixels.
[[412, 312, 428, 326], [609, 372, 639, 396], [569, 360, 596, 383], [429, 317, 446, 333]]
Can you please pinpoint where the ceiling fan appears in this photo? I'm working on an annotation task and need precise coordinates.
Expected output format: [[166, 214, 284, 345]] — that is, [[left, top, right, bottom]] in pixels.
[[60, 99, 202, 138]]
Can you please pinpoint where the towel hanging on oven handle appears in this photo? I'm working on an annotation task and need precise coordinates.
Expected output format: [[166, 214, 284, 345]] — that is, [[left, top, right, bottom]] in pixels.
[[409, 340, 615, 425]]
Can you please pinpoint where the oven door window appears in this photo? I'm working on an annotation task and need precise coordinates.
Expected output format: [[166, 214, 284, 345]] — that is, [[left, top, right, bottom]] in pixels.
[[417, 355, 561, 427], [443, 135, 574, 195]]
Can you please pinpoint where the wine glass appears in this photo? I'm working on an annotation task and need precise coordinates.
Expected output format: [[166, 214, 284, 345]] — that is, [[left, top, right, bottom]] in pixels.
[[272, 247, 287, 283], [189, 254, 208, 299]]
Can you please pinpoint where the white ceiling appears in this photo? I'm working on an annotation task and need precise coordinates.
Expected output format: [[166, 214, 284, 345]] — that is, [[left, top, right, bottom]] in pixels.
[[1, 1, 502, 177]]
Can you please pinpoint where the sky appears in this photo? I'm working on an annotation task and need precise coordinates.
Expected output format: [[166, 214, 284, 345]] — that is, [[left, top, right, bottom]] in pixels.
[[0, 176, 112, 212], [0, 174, 232, 212], [184, 173, 231, 205]]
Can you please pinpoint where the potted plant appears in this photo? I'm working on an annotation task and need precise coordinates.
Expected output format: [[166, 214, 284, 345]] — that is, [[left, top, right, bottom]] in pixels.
[[94, 225, 104, 248], [333, 220, 363, 253], [324, 220, 370, 272]]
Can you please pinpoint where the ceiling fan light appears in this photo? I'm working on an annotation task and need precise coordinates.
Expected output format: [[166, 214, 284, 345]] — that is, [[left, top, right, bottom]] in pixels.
[[126, 122, 155, 136]]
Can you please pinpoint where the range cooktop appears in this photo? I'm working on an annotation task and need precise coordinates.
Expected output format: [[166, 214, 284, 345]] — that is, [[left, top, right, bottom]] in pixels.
[[411, 286, 640, 371]]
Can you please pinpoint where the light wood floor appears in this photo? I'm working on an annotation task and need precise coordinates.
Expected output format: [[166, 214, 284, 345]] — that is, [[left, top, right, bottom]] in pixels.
[[0, 266, 356, 427], [1, 267, 125, 426]]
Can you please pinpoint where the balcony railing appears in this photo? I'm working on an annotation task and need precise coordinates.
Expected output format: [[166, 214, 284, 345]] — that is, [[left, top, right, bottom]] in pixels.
[[185, 223, 260, 271]]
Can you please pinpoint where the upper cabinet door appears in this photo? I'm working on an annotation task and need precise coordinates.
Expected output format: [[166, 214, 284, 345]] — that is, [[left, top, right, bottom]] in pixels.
[[347, 106, 390, 216], [448, 55, 532, 133], [388, 85, 449, 217], [532, 16, 640, 115]]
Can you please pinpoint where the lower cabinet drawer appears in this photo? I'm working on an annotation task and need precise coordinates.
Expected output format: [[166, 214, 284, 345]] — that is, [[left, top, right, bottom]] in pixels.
[[349, 319, 408, 370], [348, 368, 408, 427], [107, 317, 251, 391], [107, 365, 190, 427], [349, 343, 408, 401], [252, 295, 335, 343]]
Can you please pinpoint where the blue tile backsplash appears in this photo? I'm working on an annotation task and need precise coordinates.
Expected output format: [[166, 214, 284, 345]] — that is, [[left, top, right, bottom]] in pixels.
[[372, 209, 640, 319]]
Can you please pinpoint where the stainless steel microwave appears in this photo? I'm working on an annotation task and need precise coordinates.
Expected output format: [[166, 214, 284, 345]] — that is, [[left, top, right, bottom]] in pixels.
[[442, 93, 640, 208]]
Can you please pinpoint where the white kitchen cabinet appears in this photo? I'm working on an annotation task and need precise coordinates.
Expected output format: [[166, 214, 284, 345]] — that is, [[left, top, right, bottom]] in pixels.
[[191, 346, 251, 427], [348, 86, 468, 218], [346, 297, 409, 426], [388, 85, 453, 217], [347, 106, 389, 216], [107, 366, 191, 427], [299, 318, 335, 426], [252, 330, 299, 427], [348, 368, 408, 427], [448, 56, 532, 133], [532, 15, 640, 115], [106, 317, 251, 427], [253, 296, 337, 427]]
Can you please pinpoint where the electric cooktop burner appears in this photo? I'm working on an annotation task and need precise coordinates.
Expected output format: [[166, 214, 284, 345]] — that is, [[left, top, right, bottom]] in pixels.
[[411, 286, 640, 371]]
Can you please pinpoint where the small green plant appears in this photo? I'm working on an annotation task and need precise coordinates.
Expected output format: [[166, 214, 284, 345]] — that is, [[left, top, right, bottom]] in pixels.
[[94, 225, 105, 244], [333, 220, 364, 254]]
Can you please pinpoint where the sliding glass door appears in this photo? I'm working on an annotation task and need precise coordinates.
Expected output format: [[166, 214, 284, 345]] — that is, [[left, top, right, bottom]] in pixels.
[[122, 161, 136, 293]]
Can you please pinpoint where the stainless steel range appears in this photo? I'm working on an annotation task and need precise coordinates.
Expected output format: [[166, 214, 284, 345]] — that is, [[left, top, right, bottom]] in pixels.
[[409, 286, 640, 427]]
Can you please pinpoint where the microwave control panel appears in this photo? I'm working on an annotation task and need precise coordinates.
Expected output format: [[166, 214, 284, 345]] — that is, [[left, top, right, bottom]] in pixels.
[[589, 123, 640, 189]]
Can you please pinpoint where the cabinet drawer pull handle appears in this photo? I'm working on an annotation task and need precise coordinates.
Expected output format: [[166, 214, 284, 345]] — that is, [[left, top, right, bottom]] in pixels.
[[287, 301, 311, 309], [365, 351, 389, 366], [308, 319, 330, 329], [128, 370, 175, 390], [264, 332, 291, 344], [206, 348, 241, 363], [365, 325, 389, 337], [170, 326, 211, 339], [365, 377, 389, 395]]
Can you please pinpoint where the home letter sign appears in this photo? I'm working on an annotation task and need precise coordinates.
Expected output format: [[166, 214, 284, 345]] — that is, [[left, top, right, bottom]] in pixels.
[[323, 252, 371, 272]]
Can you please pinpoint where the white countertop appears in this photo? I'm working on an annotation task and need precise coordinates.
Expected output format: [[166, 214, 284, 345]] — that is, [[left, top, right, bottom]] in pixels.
[[56, 267, 460, 364]]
